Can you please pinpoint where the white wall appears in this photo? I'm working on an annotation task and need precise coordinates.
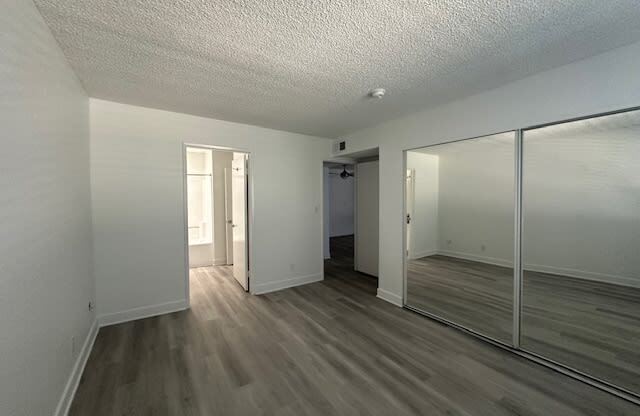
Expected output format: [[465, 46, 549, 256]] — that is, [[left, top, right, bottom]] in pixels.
[[406, 124, 640, 288], [90, 99, 330, 320], [328, 168, 355, 237], [436, 134, 515, 264], [335, 41, 640, 303], [521, 123, 640, 287], [0, 1, 95, 415]]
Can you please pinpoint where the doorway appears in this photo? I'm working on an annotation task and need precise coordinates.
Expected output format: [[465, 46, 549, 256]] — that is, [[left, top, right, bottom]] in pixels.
[[322, 149, 379, 293], [324, 163, 356, 269], [184, 145, 251, 302]]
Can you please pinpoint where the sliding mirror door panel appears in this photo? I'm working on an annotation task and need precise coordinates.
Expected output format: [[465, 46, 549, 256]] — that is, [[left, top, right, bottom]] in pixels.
[[521, 109, 640, 394], [406, 132, 515, 344]]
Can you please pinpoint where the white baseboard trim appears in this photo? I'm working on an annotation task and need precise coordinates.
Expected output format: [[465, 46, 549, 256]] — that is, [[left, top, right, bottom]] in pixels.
[[252, 273, 323, 295], [98, 299, 188, 327], [437, 250, 512, 268], [190, 258, 229, 267], [54, 319, 99, 416], [213, 257, 228, 266], [376, 288, 403, 307], [524, 263, 640, 289], [189, 261, 213, 268], [409, 249, 438, 260], [435, 251, 640, 288]]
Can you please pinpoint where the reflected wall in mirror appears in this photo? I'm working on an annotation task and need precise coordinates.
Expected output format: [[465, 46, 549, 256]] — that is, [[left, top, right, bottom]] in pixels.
[[405, 132, 515, 344], [521, 109, 640, 394]]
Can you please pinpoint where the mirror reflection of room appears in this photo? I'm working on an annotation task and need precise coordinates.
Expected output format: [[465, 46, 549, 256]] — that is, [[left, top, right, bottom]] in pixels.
[[521, 110, 640, 394], [405, 132, 515, 344]]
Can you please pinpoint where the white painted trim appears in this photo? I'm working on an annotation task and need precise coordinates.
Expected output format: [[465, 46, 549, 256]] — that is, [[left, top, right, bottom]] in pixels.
[[437, 250, 512, 268], [54, 319, 99, 416], [181, 144, 191, 308], [189, 257, 228, 268], [408, 249, 438, 260], [189, 261, 213, 268], [98, 299, 188, 327], [377, 288, 403, 307], [251, 273, 323, 295], [433, 250, 640, 289], [213, 257, 228, 266], [353, 163, 359, 269], [524, 263, 640, 289], [402, 151, 408, 306]]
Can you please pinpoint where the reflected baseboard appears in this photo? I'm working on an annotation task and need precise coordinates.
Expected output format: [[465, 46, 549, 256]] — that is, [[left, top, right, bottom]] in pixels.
[[415, 250, 640, 289]]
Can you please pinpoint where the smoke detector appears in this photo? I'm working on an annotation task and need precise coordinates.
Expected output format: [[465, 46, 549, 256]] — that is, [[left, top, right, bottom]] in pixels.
[[369, 88, 386, 99]]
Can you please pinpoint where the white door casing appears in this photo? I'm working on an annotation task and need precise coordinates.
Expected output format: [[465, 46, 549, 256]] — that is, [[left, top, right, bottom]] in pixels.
[[224, 167, 234, 265], [231, 154, 248, 290]]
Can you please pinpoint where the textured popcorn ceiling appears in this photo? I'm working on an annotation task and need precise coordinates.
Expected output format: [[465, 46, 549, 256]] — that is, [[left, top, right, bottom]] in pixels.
[[34, 0, 640, 137]]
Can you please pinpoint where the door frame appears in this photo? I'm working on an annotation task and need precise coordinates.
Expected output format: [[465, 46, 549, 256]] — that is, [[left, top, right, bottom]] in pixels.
[[182, 143, 254, 306], [224, 167, 234, 265], [321, 150, 379, 284], [321, 158, 357, 278]]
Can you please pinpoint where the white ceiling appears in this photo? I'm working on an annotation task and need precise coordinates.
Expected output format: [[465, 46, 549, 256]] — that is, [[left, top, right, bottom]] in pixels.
[[35, 0, 640, 138]]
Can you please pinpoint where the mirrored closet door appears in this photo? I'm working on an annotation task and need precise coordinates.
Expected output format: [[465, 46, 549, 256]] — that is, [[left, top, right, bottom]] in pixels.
[[521, 109, 640, 394], [405, 132, 516, 344]]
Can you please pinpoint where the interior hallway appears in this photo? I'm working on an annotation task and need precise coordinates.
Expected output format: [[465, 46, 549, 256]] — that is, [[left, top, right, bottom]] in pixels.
[[68, 256, 637, 414], [324, 235, 377, 295]]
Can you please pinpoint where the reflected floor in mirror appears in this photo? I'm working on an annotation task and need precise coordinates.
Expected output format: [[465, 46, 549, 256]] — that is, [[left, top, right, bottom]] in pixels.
[[406, 255, 514, 344], [406, 254, 640, 394]]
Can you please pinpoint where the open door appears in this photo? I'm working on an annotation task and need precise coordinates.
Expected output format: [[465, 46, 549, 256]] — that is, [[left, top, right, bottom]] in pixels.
[[231, 153, 249, 290], [355, 160, 379, 276], [224, 167, 234, 265]]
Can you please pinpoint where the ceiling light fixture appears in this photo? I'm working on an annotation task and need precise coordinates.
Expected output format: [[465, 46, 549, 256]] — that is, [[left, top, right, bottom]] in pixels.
[[369, 88, 386, 99]]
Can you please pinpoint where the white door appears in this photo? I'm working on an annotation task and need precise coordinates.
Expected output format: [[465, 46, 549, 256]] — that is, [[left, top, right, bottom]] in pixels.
[[224, 167, 234, 265], [231, 154, 248, 290], [355, 160, 379, 276], [405, 168, 415, 258]]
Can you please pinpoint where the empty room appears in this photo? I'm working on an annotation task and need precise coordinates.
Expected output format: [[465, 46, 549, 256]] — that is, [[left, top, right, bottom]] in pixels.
[[2, 1, 640, 415]]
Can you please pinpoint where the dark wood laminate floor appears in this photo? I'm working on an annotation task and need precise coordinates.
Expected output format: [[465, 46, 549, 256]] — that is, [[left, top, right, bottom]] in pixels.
[[69, 245, 639, 415], [407, 254, 640, 395]]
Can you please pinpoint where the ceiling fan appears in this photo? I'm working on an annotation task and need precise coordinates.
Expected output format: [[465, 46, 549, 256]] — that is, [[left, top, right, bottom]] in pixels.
[[329, 165, 354, 179]]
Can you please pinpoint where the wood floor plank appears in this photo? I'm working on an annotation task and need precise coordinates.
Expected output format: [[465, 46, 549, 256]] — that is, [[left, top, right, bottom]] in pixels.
[[69, 236, 639, 415]]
